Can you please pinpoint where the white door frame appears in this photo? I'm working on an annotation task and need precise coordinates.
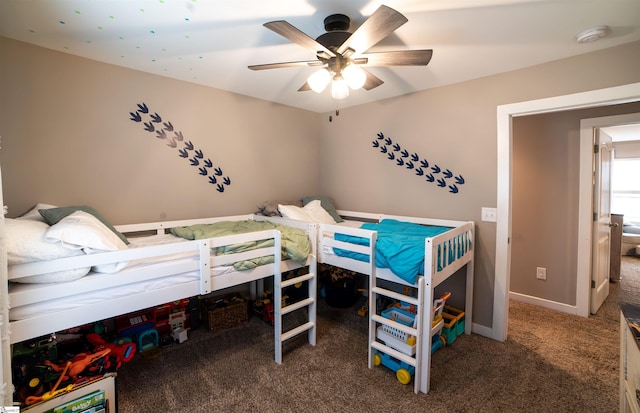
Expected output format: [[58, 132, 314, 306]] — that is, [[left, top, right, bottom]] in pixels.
[[493, 82, 640, 342]]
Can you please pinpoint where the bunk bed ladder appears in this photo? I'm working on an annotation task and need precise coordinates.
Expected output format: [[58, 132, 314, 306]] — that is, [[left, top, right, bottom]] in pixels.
[[273, 230, 317, 365]]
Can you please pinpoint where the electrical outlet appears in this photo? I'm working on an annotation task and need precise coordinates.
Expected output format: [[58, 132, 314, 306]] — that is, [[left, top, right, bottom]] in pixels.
[[536, 267, 547, 280]]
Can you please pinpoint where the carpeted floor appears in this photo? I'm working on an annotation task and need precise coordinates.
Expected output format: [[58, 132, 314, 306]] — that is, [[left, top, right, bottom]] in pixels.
[[116, 258, 639, 412]]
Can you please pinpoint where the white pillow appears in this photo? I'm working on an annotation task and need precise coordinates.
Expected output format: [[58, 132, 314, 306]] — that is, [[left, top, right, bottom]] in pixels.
[[45, 211, 130, 273], [5, 218, 90, 283], [6, 218, 85, 264], [45, 210, 128, 252], [303, 199, 337, 224], [16, 203, 58, 222], [278, 204, 313, 222]]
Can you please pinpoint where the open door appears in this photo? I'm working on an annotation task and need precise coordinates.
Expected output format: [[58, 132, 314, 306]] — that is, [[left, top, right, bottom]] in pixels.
[[591, 128, 613, 314]]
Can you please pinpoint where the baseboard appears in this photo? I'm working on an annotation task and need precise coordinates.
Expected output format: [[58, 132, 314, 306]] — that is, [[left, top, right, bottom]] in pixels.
[[509, 291, 579, 316]]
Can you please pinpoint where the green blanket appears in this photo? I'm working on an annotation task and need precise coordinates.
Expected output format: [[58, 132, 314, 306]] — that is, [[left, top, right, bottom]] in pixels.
[[170, 220, 310, 270]]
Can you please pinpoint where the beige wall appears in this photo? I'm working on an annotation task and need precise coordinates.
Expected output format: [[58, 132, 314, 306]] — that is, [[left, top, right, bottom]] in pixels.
[[0, 37, 322, 224], [1, 35, 640, 331], [319, 41, 640, 327]]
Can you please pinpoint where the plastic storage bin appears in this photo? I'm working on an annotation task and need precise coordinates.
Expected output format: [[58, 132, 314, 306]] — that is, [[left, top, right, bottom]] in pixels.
[[441, 305, 465, 345], [377, 307, 417, 355]]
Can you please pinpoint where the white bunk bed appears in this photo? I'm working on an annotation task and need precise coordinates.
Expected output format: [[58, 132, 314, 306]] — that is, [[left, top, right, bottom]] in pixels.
[[0, 190, 317, 406], [316, 210, 474, 394]]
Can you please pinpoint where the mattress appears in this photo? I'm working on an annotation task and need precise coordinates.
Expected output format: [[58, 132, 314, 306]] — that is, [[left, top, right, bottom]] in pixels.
[[9, 233, 236, 320]]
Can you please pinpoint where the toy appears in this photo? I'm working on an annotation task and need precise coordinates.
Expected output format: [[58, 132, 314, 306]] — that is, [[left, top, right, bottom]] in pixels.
[[169, 311, 186, 330], [171, 327, 188, 344], [12, 336, 58, 361], [136, 328, 159, 352], [373, 334, 446, 385], [45, 349, 110, 380], [376, 307, 418, 356], [153, 298, 190, 337], [373, 351, 415, 385], [25, 361, 74, 406], [252, 291, 287, 325], [86, 333, 136, 370], [357, 302, 369, 317], [373, 295, 450, 385], [431, 292, 451, 325], [12, 336, 58, 390]]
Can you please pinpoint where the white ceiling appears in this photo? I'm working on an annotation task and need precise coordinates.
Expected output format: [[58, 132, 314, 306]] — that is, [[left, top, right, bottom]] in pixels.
[[1, 0, 639, 113], [604, 124, 640, 142]]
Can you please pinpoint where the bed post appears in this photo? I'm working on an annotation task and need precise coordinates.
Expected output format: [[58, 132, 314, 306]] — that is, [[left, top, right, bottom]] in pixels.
[[465, 224, 474, 335], [199, 239, 211, 294], [272, 231, 283, 364], [0, 165, 13, 406]]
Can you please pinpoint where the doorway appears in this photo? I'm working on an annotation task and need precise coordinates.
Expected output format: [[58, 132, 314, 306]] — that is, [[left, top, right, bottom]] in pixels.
[[580, 114, 640, 315], [492, 82, 640, 342]]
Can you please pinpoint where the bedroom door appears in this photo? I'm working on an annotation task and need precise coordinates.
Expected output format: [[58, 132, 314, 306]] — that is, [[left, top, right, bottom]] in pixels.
[[591, 128, 613, 314]]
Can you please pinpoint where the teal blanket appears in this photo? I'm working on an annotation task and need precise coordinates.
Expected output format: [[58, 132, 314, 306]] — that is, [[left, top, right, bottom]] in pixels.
[[334, 219, 451, 284], [170, 220, 310, 270]]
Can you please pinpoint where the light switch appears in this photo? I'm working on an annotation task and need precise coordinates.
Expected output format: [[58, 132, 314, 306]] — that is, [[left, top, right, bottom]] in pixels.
[[481, 207, 497, 222]]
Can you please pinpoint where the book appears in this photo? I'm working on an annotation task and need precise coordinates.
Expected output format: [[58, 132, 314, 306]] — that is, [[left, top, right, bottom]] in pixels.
[[53, 390, 105, 413]]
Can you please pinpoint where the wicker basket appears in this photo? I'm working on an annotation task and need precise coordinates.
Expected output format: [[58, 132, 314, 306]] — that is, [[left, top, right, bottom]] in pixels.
[[201, 293, 249, 333]]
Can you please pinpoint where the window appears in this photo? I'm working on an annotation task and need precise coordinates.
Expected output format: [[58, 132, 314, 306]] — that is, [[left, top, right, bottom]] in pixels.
[[612, 157, 640, 223]]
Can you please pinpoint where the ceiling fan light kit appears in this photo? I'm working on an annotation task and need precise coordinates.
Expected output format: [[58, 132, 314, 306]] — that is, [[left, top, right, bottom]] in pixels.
[[248, 5, 433, 101], [343, 64, 367, 90], [307, 69, 331, 93], [307, 64, 366, 99], [331, 76, 350, 100]]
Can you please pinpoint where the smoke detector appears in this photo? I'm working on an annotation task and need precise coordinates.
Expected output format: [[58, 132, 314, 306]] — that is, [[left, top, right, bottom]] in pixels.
[[576, 25, 609, 44]]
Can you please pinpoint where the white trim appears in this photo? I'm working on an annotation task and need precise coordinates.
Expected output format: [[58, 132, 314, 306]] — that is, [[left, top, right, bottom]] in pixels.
[[509, 291, 577, 315], [495, 83, 640, 342]]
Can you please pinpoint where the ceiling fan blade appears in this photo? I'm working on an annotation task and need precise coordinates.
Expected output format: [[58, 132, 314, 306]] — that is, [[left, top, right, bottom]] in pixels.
[[248, 60, 323, 70], [361, 69, 384, 90], [264, 20, 336, 58], [359, 50, 433, 66], [336, 5, 408, 55]]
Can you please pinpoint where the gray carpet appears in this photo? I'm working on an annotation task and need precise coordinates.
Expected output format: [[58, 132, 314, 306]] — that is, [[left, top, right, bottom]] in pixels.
[[116, 259, 638, 412]]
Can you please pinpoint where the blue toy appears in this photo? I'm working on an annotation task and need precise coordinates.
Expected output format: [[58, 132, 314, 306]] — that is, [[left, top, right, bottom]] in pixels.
[[373, 298, 449, 385], [374, 351, 415, 385], [136, 328, 159, 352], [374, 334, 446, 384]]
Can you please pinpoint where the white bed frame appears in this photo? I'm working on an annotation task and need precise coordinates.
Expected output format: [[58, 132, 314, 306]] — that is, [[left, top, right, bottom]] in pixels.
[[317, 210, 474, 394], [0, 200, 317, 405]]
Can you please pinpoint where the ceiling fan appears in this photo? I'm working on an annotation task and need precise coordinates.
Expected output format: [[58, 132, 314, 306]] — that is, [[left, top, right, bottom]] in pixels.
[[248, 5, 432, 100]]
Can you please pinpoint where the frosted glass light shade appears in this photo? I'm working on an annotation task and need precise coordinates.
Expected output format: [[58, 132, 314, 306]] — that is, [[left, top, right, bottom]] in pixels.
[[307, 69, 331, 93], [331, 77, 349, 99], [343, 65, 366, 90]]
